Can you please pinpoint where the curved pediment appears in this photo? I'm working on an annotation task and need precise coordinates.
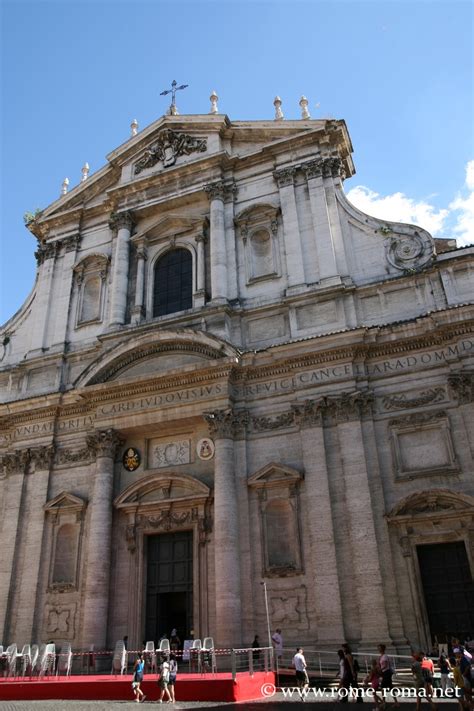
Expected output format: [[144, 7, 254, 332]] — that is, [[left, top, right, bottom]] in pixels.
[[387, 489, 474, 519], [74, 330, 239, 386], [114, 472, 211, 510]]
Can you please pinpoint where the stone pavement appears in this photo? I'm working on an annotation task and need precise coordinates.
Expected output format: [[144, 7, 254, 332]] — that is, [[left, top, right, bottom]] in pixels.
[[0, 695, 461, 710]]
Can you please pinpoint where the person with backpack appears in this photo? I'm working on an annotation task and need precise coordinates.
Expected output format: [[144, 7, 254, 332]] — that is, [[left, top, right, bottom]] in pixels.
[[168, 653, 178, 703], [158, 654, 172, 704], [342, 643, 363, 703]]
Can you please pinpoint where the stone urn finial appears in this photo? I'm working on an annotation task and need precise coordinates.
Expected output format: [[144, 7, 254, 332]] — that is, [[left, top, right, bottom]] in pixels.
[[81, 162, 90, 182], [299, 95, 310, 119], [130, 118, 138, 136], [210, 90, 218, 114], [61, 177, 69, 196], [273, 96, 284, 121]]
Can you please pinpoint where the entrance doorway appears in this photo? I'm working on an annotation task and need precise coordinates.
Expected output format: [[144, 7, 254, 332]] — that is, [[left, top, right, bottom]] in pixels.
[[145, 531, 193, 645], [417, 541, 474, 642]]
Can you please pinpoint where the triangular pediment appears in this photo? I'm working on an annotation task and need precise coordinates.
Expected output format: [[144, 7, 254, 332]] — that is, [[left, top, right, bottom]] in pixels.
[[248, 462, 303, 488], [132, 213, 208, 242], [44, 491, 87, 513]]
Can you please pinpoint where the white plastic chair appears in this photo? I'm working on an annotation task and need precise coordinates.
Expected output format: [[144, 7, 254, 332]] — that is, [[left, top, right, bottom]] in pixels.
[[158, 638, 170, 654], [190, 639, 202, 673], [111, 640, 127, 675], [6, 644, 18, 677], [19, 645, 31, 677], [39, 643, 55, 677], [202, 637, 217, 674], [56, 642, 72, 676], [144, 641, 156, 673], [34, 644, 46, 675], [30, 645, 39, 676]]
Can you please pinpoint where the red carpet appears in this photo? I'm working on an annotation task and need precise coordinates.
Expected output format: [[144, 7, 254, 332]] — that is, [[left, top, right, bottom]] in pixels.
[[0, 671, 275, 702]]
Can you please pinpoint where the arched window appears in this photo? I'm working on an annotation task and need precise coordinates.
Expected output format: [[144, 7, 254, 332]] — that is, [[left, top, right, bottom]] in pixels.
[[153, 249, 193, 317]]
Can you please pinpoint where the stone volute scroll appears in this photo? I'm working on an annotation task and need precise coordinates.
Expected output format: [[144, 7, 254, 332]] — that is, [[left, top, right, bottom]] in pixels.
[[385, 229, 435, 272]]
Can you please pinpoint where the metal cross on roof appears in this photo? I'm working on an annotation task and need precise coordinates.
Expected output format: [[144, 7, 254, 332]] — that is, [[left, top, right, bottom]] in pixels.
[[160, 79, 189, 115]]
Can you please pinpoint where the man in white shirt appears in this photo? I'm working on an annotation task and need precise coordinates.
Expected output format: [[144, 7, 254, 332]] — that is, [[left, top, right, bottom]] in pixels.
[[293, 647, 309, 699], [271, 628, 283, 663]]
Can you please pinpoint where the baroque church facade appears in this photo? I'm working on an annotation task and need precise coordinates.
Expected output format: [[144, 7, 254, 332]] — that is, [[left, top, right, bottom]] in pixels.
[[1, 105, 473, 655]]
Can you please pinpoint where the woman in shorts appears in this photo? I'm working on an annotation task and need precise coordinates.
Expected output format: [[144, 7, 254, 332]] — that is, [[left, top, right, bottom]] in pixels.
[[168, 653, 178, 703], [132, 652, 146, 703], [158, 655, 171, 703]]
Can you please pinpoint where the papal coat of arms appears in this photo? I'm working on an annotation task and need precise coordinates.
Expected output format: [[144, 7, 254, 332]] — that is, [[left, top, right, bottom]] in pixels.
[[123, 447, 141, 472]]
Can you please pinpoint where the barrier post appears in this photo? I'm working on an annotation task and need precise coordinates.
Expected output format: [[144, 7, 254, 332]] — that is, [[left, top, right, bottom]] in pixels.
[[231, 649, 236, 681], [249, 649, 254, 676]]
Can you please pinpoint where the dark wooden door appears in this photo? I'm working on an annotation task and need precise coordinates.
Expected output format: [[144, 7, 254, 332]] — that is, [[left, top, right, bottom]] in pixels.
[[417, 542, 474, 641], [145, 531, 193, 645]]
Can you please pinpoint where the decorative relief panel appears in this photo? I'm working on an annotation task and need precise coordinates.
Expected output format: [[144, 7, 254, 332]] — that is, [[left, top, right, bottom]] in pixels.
[[134, 129, 207, 174], [382, 387, 446, 411], [149, 439, 191, 468], [389, 411, 459, 480], [269, 586, 309, 629], [44, 603, 76, 639]]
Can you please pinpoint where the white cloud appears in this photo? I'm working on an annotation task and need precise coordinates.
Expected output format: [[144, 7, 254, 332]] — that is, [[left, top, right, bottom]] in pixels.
[[448, 160, 474, 246], [346, 159, 474, 247]]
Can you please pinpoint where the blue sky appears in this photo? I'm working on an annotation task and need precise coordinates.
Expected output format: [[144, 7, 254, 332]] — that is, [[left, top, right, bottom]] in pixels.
[[1, 0, 473, 324]]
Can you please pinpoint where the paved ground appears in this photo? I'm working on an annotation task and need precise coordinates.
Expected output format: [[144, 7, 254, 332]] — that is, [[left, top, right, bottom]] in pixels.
[[0, 695, 461, 710]]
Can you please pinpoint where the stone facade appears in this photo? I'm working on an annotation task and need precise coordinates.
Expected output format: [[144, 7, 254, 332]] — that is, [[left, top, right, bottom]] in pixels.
[[1, 112, 473, 653]]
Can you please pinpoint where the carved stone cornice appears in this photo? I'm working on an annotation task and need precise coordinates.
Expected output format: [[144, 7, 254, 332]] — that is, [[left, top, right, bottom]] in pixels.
[[86, 429, 123, 458], [203, 408, 250, 438], [291, 400, 323, 429], [134, 129, 207, 174], [448, 372, 474, 404], [34, 241, 59, 266], [382, 387, 446, 411], [273, 166, 297, 188], [389, 410, 446, 428], [108, 211, 134, 233], [29, 444, 55, 471]]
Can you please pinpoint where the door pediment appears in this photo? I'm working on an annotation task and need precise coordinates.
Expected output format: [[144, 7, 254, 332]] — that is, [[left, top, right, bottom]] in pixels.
[[114, 472, 211, 513]]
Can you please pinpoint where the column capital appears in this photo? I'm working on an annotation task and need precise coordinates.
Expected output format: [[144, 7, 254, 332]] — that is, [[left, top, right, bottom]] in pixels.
[[204, 180, 225, 201], [29, 444, 56, 471], [448, 372, 474, 404], [136, 245, 148, 261], [34, 241, 59, 266], [203, 408, 249, 438], [195, 233, 208, 244], [108, 210, 135, 233], [292, 399, 323, 429], [327, 390, 374, 423], [301, 156, 345, 181], [273, 166, 297, 188], [62, 233, 82, 253], [0, 449, 31, 476], [87, 429, 124, 458]]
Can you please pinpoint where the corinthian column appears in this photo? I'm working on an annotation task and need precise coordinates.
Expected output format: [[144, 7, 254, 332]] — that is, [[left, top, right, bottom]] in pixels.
[[109, 211, 134, 327], [301, 159, 340, 285], [204, 182, 228, 303], [82, 429, 123, 649], [291, 401, 345, 645], [273, 167, 306, 289], [203, 409, 248, 647], [331, 391, 391, 646], [13, 445, 55, 644]]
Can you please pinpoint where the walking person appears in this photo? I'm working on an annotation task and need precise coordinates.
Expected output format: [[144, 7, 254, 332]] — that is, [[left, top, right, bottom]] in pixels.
[[364, 659, 384, 710], [411, 651, 437, 711], [338, 648, 351, 703], [168, 653, 178, 703], [158, 654, 172, 704], [438, 654, 452, 695], [293, 647, 309, 701], [132, 652, 146, 704], [342, 643, 363, 703], [378, 643, 399, 707]]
